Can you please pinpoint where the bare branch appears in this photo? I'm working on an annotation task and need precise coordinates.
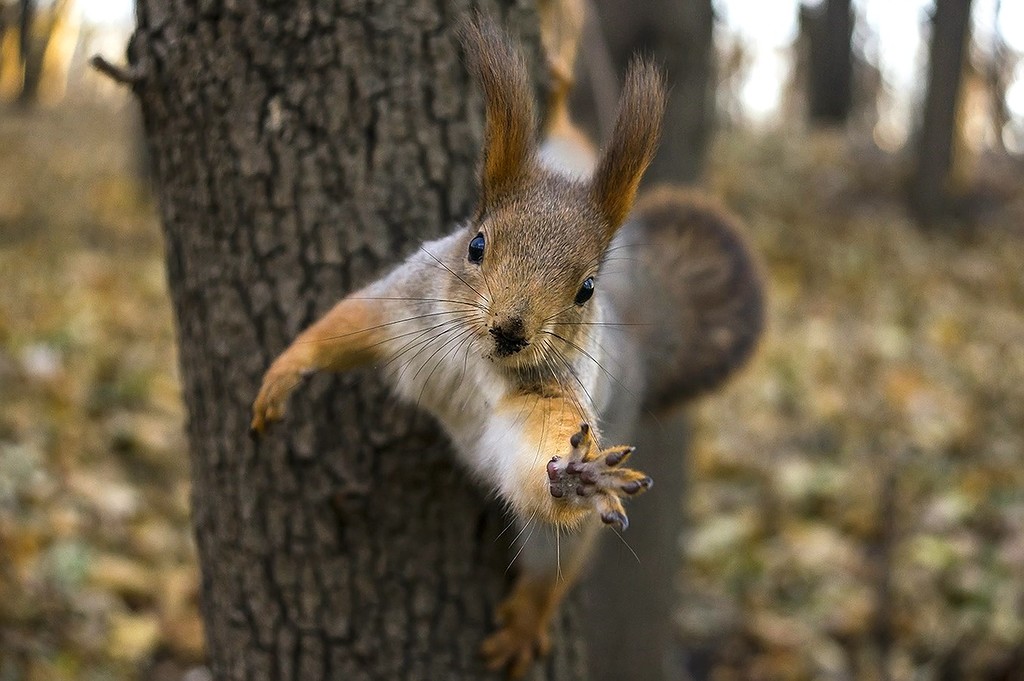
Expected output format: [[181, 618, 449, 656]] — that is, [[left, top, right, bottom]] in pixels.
[[89, 54, 141, 87]]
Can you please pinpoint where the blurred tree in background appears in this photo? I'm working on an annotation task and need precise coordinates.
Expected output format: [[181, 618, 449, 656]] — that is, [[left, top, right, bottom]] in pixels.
[[911, 0, 975, 224], [573, 0, 714, 183], [803, 0, 854, 124], [17, 0, 39, 104], [0, 0, 75, 106]]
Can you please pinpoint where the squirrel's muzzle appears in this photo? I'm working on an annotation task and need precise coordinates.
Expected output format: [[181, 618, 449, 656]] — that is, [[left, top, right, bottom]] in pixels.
[[490, 317, 530, 357]]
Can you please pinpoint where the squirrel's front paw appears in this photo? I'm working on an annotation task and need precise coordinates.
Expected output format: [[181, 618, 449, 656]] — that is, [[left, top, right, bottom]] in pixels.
[[250, 363, 307, 434], [546, 423, 652, 531]]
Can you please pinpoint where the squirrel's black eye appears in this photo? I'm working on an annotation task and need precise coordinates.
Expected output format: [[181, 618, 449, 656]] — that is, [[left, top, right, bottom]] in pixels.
[[574, 277, 595, 305], [468, 233, 485, 264]]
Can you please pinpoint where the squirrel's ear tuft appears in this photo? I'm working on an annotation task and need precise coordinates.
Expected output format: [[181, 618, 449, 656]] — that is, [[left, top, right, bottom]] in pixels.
[[461, 16, 537, 214], [590, 59, 666, 233]]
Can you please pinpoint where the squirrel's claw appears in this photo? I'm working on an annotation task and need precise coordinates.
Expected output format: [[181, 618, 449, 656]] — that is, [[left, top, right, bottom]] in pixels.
[[481, 579, 554, 678], [481, 625, 547, 679], [251, 365, 305, 435], [250, 393, 283, 435], [547, 423, 650, 530], [249, 405, 278, 435]]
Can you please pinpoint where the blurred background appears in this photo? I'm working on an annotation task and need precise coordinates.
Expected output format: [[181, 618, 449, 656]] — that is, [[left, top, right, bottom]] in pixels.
[[0, 0, 1022, 679]]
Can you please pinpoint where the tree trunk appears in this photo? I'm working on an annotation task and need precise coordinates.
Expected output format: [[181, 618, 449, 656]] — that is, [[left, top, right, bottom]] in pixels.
[[572, 0, 714, 183], [129, 2, 588, 679], [583, 410, 690, 681], [16, 0, 37, 104], [16, 0, 71, 107], [804, 0, 854, 124], [987, 0, 1009, 152], [910, 0, 974, 224]]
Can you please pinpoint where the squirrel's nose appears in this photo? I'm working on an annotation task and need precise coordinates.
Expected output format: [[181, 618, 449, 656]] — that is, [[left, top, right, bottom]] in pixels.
[[490, 317, 529, 356]]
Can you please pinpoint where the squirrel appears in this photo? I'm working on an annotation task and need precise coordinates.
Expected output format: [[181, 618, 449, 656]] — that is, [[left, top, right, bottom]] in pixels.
[[251, 11, 763, 679]]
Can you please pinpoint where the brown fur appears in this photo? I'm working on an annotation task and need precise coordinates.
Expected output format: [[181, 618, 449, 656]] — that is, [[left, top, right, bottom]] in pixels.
[[461, 18, 537, 215], [250, 297, 385, 432], [628, 187, 765, 409], [590, 61, 666, 231], [496, 392, 590, 527], [465, 170, 608, 368], [455, 19, 668, 378], [480, 570, 573, 677]]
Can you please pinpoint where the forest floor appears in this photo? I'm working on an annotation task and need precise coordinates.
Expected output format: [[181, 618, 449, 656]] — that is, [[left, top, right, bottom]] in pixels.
[[0, 100, 201, 681], [2, 98, 1023, 681], [687, 131, 1024, 679]]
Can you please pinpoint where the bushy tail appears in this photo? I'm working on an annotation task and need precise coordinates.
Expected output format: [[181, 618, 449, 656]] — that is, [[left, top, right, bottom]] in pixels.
[[629, 186, 765, 410]]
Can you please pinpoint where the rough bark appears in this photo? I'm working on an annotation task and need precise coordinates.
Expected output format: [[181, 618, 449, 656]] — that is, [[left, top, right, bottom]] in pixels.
[[130, 2, 587, 679], [910, 0, 974, 224], [803, 0, 854, 124], [572, 0, 714, 183]]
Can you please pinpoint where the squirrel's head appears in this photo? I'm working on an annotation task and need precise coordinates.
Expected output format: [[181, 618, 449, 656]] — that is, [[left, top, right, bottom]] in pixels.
[[453, 18, 665, 371]]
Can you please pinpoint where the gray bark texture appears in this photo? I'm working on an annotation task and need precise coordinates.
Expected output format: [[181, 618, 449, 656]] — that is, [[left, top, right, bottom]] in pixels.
[[129, 2, 588, 679]]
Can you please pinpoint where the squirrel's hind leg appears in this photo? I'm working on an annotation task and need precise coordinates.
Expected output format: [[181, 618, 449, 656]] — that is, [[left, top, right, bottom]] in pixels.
[[482, 518, 600, 678]]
